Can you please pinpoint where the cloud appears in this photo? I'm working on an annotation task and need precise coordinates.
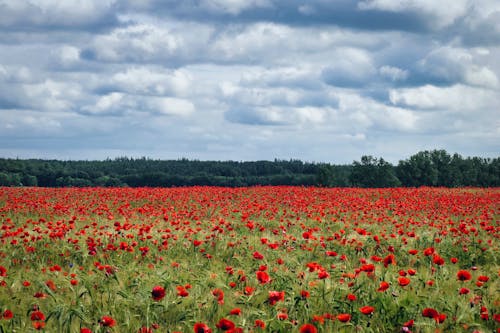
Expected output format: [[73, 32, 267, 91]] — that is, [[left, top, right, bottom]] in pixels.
[[321, 48, 376, 87], [0, 0, 118, 30], [80, 92, 195, 116]]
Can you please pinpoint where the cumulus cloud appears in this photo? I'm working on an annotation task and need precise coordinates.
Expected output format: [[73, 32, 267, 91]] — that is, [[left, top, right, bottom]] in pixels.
[[0, 0, 499, 161]]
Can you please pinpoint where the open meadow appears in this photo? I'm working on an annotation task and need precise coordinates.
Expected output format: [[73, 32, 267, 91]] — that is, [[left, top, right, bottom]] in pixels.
[[0, 186, 498, 332]]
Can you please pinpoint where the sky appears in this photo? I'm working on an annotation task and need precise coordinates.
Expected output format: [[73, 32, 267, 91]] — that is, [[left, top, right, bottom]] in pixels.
[[0, 0, 499, 164]]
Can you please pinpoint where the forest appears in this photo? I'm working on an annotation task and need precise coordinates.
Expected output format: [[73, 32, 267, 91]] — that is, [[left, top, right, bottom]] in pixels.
[[0, 150, 498, 188]]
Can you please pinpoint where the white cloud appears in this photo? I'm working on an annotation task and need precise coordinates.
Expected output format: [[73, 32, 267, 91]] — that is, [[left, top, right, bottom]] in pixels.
[[389, 84, 500, 112], [81, 93, 194, 116], [201, 0, 272, 15], [379, 65, 409, 81]]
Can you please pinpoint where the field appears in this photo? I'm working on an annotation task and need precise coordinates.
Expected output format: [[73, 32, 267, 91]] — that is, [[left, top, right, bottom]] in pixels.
[[0, 186, 498, 332]]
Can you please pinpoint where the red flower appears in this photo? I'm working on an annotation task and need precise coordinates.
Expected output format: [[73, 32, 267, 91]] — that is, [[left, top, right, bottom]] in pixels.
[[422, 308, 439, 319], [337, 313, 351, 322], [32, 321, 45, 330], [212, 288, 224, 304], [80, 328, 92, 333], [100, 315, 116, 327], [253, 251, 264, 260], [0, 266, 6, 277], [2, 309, 13, 320], [398, 277, 411, 287], [299, 323, 318, 333], [459, 287, 470, 295], [254, 319, 266, 328], [256, 271, 270, 284], [229, 308, 241, 316], [301, 290, 310, 299], [318, 270, 329, 279], [268, 291, 285, 305], [347, 293, 356, 301], [383, 254, 396, 268], [30, 311, 45, 321], [457, 270, 472, 281], [176, 285, 189, 297], [152, 285, 166, 301], [478, 275, 489, 282], [193, 322, 212, 333], [216, 318, 235, 331], [377, 281, 390, 292], [360, 306, 375, 315], [423, 247, 435, 256]]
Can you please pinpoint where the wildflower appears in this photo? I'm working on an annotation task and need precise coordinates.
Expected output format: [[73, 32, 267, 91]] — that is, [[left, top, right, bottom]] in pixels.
[[99, 315, 116, 327], [80, 328, 92, 333], [254, 319, 266, 328], [398, 277, 411, 287], [360, 306, 375, 315], [212, 288, 224, 304], [422, 308, 438, 319], [299, 323, 317, 333], [2, 309, 13, 320], [459, 287, 470, 295], [378, 281, 390, 292], [216, 318, 235, 331], [457, 270, 472, 281], [193, 322, 212, 333], [477, 275, 489, 282], [256, 271, 270, 284], [152, 285, 166, 301], [229, 308, 241, 316], [337, 313, 351, 322], [30, 311, 45, 321], [268, 291, 285, 305]]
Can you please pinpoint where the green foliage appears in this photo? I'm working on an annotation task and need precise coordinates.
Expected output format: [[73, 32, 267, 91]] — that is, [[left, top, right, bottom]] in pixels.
[[0, 150, 498, 188]]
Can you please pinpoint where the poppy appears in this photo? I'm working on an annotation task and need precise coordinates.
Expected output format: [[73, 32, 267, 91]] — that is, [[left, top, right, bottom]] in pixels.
[[256, 271, 270, 284], [377, 281, 390, 292], [30, 311, 45, 321], [2, 309, 13, 320], [398, 277, 411, 287], [80, 328, 92, 333], [459, 287, 470, 295], [32, 321, 45, 330], [152, 285, 166, 301], [268, 291, 285, 305], [254, 319, 266, 328], [216, 318, 235, 331], [299, 323, 317, 333], [337, 313, 351, 322], [422, 308, 439, 319], [360, 306, 375, 315], [99, 315, 116, 327], [457, 270, 472, 281], [0, 266, 6, 277], [477, 275, 489, 282], [229, 308, 241, 316], [193, 322, 212, 333]]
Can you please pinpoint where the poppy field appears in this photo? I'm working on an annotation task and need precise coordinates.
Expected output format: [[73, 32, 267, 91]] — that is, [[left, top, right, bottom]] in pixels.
[[0, 186, 499, 332]]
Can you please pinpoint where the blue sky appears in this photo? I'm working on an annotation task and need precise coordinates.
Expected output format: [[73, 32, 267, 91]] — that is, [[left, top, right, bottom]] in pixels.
[[0, 0, 499, 163]]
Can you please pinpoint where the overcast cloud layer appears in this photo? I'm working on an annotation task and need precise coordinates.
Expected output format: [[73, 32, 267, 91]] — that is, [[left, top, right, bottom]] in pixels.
[[0, 0, 499, 163]]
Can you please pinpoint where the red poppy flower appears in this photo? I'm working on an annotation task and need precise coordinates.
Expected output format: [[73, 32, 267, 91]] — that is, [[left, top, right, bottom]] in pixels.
[[299, 323, 318, 333], [377, 281, 390, 292], [253, 252, 264, 260], [229, 308, 241, 316], [0, 266, 6, 277], [398, 277, 411, 287], [80, 328, 92, 333], [32, 321, 45, 330], [100, 315, 116, 327], [360, 306, 375, 315], [478, 275, 489, 282], [318, 270, 329, 279], [216, 318, 235, 331], [457, 270, 472, 281], [347, 293, 356, 301], [152, 285, 166, 301], [212, 288, 224, 304], [254, 319, 266, 328], [337, 313, 351, 322], [459, 287, 470, 295], [193, 322, 212, 333], [422, 308, 439, 319], [2, 309, 13, 320], [30, 311, 45, 321], [268, 291, 285, 305], [256, 271, 270, 284]]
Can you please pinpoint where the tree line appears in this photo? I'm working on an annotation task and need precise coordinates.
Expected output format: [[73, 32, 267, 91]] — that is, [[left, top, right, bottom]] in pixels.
[[0, 150, 498, 188]]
